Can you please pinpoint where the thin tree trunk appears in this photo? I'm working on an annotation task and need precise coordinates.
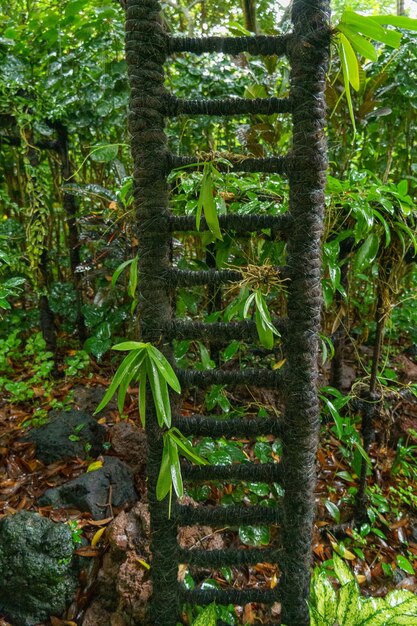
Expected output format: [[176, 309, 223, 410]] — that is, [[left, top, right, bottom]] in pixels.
[[241, 0, 258, 33], [53, 121, 87, 344]]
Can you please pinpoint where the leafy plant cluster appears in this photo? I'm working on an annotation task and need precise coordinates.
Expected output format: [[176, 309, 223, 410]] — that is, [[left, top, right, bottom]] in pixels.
[[310, 553, 417, 625]]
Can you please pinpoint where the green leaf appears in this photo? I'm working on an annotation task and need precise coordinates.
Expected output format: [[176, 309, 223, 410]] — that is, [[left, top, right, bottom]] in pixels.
[[338, 38, 356, 132], [336, 580, 360, 626], [146, 358, 172, 428], [385, 588, 417, 617], [309, 604, 327, 626], [111, 257, 135, 287], [333, 553, 355, 585], [169, 429, 208, 465], [325, 500, 341, 523], [371, 15, 417, 31], [341, 11, 402, 48], [238, 525, 270, 546], [3, 276, 26, 288], [191, 604, 217, 626], [311, 570, 337, 624], [243, 292, 256, 319], [90, 143, 119, 162], [156, 438, 172, 501], [198, 165, 223, 240], [356, 597, 392, 625], [397, 180, 408, 196], [396, 555, 415, 575], [372, 209, 391, 247], [94, 350, 143, 414], [254, 291, 280, 336], [339, 33, 360, 91], [147, 345, 181, 393], [354, 232, 379, 271], [128, 256, 138, 299], [112, 341, 148, 351], [255, 306, 274, 349], [387, 617, 417, 625], [167, 435, 183, 498], [117, 351, 145, 414], [138, 366, 147, 427], [337, 24, 378, 61]]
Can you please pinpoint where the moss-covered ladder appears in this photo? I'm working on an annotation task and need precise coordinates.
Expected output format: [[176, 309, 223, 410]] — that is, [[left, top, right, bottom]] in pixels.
[[125, 0, 330, 623]]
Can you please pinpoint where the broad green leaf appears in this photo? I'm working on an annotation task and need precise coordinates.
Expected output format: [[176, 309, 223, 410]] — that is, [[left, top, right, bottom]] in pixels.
[[357, 597, 392, 625], [325, 500, 341, 523], [111, 257, 135, 287], [309, 604, 326, 626], [3, 276, 26, 288], [337, 24, 378, 61], [312, 570, 337, 623], [238, 525, 270, 546], [337, 580, 360, 626], [397, 179, 408, 196], [341, 11, 402, 48], [168, 436, 183, 498], [156, 438, 172, 501], [371, 15, 417, 30], [397, 554, 415, 575], [354, 232, 379, 270], [112, 341, 148, 351], [385, 589, 417, 611], [387, 617, 417, 625], [339, 33, 360, 91], [90, 143, 119, 162], [147, 345, 181, 392], [333, 553, 355, 585], [191, 604, 217, 626]]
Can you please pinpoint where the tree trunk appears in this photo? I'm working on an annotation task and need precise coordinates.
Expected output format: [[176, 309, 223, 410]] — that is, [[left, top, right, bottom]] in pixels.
[[53, 121, 87, 344]]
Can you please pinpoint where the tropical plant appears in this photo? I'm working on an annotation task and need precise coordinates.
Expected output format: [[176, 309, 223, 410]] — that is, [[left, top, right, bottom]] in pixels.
[[310, 553, 417, 625], [94, 342, 207, 505]]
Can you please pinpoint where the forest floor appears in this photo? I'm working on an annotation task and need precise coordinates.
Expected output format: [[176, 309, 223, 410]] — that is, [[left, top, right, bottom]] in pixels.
[[1, 345, 417, 625]]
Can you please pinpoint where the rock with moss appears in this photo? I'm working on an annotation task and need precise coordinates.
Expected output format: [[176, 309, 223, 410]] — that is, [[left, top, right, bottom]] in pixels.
[[0, 511, 78, 626]]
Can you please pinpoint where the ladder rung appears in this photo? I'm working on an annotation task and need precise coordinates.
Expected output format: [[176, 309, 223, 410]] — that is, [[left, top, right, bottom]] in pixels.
[[168, 34, 291, 57], [168, 213, 291, 235], [169, 154, 288, 175], [165, 96, 292, 117], [180, 586, 280, 605], [168, 268, 241, 286], [168, 266, 289, 287], [177, 367, 283, 389], [182, 462, 282, 483], [165, 318, 287, 342], [175, 503, 281, 526], [173, 415, 283, 438], [178, 547, 280, 567]]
